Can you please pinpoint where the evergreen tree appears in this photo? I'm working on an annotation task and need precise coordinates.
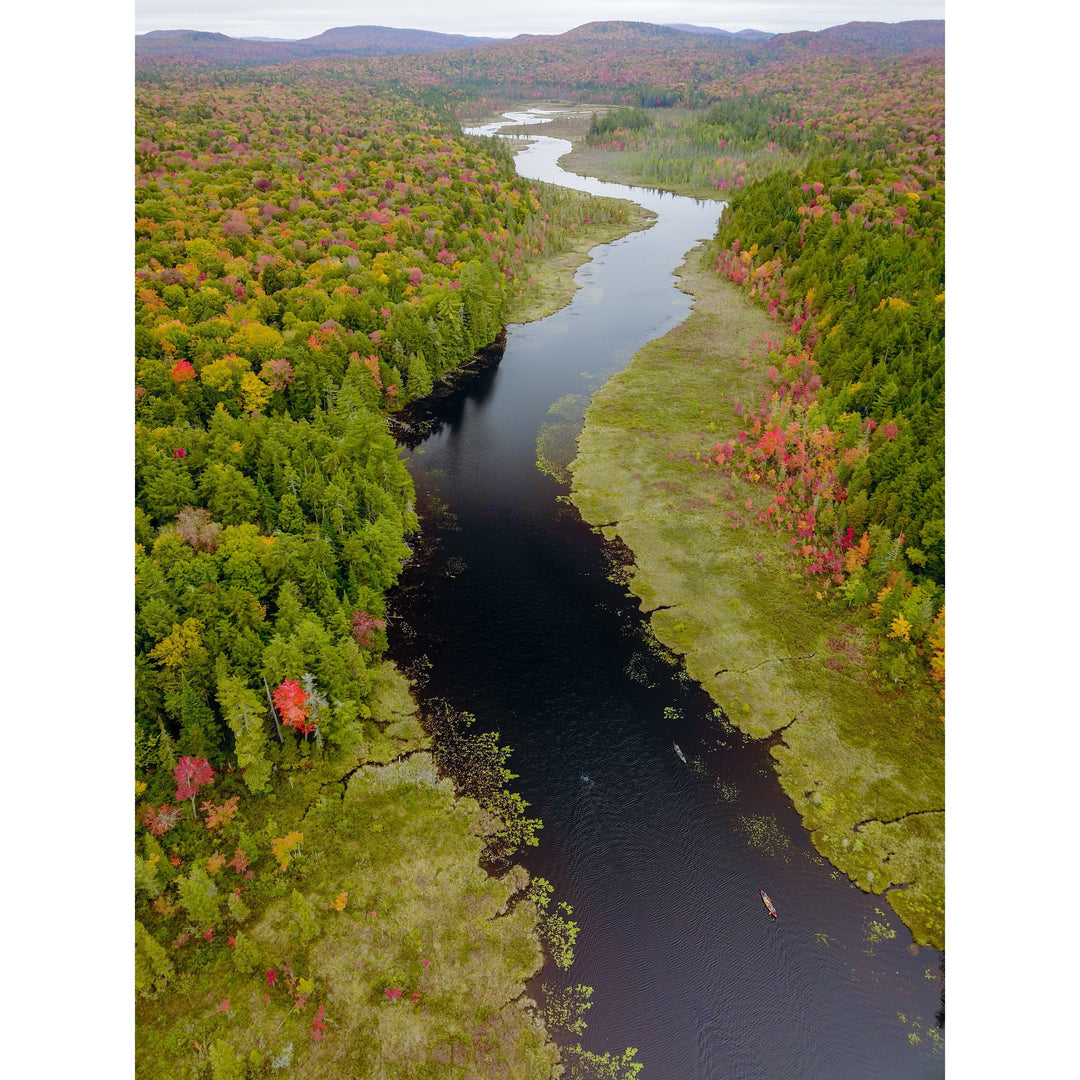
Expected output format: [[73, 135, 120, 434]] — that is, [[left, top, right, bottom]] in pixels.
[[276, 490, 306, 534], [174, 680, 221, 760], [406, 353, 433, 398], [135, 920, 174, 995], [177, 866, 222, 926], [218, 675, 272, 792], [135, 854, 162, 900]]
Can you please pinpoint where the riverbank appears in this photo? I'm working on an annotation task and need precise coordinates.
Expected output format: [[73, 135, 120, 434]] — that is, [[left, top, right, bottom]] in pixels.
[[568, 247, 944, 951], [135, 663, 563, 1078], [472, 102, 943, 949]]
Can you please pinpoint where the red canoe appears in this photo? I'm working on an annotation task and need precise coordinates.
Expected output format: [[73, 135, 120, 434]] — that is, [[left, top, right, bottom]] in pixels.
[[760, 890, 778, 918]]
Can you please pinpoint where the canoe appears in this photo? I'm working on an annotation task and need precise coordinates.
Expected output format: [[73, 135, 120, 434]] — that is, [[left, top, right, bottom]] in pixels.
[[760, 890, 778, 918], [673, 743, 687, 764]]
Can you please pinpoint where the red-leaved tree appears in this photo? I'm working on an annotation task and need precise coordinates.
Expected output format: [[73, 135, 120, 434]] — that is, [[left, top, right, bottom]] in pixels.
[[171, 359, 197, 383], [273, 679, 314, 735], [174, 756, 214, 816], [350, 610, 387, 649]]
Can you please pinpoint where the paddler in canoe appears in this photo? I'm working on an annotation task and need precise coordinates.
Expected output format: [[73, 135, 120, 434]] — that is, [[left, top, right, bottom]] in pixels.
[[760, 890, 778, 918]]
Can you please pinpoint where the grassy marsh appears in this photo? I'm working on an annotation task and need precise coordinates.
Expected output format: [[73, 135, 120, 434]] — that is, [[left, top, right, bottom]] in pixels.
[[568, 249, 944, 950], [552, 108, 809, 203], [135, 664, 562, 1079]]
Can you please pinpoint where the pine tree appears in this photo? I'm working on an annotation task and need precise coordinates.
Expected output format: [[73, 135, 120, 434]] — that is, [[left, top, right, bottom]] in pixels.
[[135, 920, 174, 995], [406, 353, 433, 398], [177, 866, 222, 926], [135, 854, 162, 899], [255, 475, 278, 531], [277, 490, 306, 533], [174, 680, 220, 759], [218, 675, 272, 792]]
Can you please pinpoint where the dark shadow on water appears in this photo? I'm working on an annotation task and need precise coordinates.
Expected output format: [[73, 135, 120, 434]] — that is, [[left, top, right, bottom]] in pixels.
[[391, 335, 507, 449]]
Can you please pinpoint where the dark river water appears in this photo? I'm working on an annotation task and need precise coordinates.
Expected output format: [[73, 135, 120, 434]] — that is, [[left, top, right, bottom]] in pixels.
[[388, 114, 944, 1079]]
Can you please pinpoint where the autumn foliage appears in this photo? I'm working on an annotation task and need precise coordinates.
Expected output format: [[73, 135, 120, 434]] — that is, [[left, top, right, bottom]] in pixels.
[[174, 756, 214, 806], [687, 51, 946, 686], [135, 22, 944, 1076]]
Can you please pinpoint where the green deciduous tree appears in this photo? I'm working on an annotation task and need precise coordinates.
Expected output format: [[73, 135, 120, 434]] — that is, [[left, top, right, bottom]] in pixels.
[[290, 888, 319, 944], [232, 930, 261, 975], [209, 1039, 246, 1080], [227, 891, 251, 924]]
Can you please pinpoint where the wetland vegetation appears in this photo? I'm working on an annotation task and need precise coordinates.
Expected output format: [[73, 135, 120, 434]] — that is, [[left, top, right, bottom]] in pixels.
[[134, 18, 944, 1075]]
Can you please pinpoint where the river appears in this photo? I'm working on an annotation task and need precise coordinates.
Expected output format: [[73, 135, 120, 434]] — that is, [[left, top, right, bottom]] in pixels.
[[387, 111, 944, 1079]]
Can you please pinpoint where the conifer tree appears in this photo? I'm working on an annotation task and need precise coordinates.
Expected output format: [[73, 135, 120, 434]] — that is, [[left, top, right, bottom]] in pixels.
[[177, 866, 222, 926], [135, 920, 174, 995], [175, 681, 220, 759], [218, 676, 272, 792], [135, 854, 162, 900], [277, 490, 306, 533]]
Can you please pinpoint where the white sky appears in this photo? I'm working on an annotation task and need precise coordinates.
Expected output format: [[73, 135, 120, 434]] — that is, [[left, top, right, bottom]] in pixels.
[[134, 0, 945, 39]]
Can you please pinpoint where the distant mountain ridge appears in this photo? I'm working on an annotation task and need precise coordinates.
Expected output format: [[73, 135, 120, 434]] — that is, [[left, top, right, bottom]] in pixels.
[[666, 24, 774, 41], [135, 23, 499, 59], [296, 24, 500, 53], [136, 19, 944, 70], [137, 29, 232, 43]]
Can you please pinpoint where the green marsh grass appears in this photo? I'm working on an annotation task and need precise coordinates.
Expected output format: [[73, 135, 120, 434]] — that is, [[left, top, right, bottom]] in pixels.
[[135, 665, 562, 1079], [569, 249, 944, 950]]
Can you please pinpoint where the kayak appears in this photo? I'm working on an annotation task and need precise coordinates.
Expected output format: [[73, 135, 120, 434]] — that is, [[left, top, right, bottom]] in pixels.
[[760, 890, 778, 918], [673, 743, 687, 764]]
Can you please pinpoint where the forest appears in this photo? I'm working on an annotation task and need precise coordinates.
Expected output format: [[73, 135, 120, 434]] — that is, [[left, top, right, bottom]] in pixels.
[[706, 48, 945, 686], [565, 45, 945, 687], [134, 70, 642, 1080], [135, 19, 944, 1078]]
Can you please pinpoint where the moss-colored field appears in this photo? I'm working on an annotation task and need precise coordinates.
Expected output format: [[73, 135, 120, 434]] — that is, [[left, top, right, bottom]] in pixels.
[[549, 108, 807, 204], [136, 664, 561, 1079], [569, 249, 944, 950]]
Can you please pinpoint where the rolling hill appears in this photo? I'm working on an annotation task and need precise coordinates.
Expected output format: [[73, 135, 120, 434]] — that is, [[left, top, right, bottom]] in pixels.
[[135, 19, 943, 71]]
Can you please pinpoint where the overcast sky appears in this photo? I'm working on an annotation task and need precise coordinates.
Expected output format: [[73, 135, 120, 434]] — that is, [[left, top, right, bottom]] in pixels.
[[134, 1, 945, 40]]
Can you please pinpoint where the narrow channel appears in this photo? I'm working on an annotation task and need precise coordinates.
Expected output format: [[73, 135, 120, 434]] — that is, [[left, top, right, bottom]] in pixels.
[[388, 115, 944, 1080]]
